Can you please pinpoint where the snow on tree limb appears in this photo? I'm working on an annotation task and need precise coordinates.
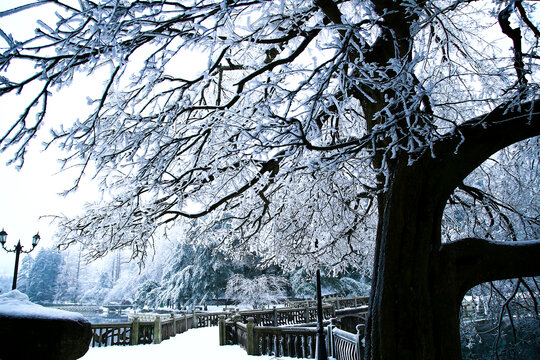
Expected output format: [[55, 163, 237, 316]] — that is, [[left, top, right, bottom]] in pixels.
[[0, 0, 538, 274]]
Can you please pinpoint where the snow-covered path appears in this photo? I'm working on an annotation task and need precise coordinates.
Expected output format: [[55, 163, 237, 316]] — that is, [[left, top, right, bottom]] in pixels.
[[80, 327, 283, 360]]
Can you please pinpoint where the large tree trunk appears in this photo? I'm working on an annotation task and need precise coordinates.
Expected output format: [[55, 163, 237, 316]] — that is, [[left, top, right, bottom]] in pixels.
[[365, 101, 540, 360], [366, 154, 462, 360]]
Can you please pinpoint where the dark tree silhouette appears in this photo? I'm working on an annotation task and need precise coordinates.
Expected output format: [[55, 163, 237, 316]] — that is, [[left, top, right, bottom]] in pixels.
[[1, 1, 539, 358]]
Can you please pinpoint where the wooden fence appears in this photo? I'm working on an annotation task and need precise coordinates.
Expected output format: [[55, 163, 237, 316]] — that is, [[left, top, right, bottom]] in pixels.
[[236, 304, 335, 326], [284, 295, 369, 310], [90, 295, 367, 349], [220, 308, 367, 359], [90, 311, 225, 347], [221, 317, 319, 358], [327, 319, 364, 360], [91, 323, 132, 347]]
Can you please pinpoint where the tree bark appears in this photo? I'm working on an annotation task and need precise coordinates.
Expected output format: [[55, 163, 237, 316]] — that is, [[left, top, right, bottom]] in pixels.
[[365, 101, 540, 360], [441, 238, 540, 299], [367, 153, 461, 360]]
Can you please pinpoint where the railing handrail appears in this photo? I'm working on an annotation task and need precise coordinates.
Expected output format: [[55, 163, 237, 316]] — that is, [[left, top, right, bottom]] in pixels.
[[90, 295, 365, 349], [332, 327, 357, 343], [220, 305, 367, 359], [253, 325, 318, 335], [91, 322, 132, 329], [236, 322, 248, 331]]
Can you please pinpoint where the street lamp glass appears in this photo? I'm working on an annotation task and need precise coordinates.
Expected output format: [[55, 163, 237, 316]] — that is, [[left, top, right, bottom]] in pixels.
[[0, 229, 7, 245], [32, 233, 40, 247]]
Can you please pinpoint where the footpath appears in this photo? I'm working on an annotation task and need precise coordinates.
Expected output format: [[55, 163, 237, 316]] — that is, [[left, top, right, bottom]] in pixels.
[[80, 326, 285, 360]]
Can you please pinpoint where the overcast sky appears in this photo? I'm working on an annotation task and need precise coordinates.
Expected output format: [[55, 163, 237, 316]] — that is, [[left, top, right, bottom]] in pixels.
[[0, 80, 98, 275], [0, 0, 212, 278], [0, 0, 99, 275]]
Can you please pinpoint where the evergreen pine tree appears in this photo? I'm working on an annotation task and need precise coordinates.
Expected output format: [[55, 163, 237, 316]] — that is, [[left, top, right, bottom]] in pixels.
[[14, 255, 33, 295], [27, 248, 64, 303]]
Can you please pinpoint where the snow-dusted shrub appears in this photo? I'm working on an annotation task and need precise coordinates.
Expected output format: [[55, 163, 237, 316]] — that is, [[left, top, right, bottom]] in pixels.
[[225, 274, 287, 309]]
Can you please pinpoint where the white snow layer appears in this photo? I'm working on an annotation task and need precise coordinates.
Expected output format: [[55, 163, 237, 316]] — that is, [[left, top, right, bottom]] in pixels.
[[80, 327, 288, 360], [0, 290, 87, 321], [0, 290, 291, 359]]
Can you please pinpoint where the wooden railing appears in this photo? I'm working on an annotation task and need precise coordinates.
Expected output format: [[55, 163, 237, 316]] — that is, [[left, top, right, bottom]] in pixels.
[[255, 324, 318, 358], [222, 317, 319, 358], [327, 319, 364, 360], [91, 323, 132, 347], [220, 307, 367, 359], [90, 311, 226, 347], [90, 295, 366, 350], [236, 304, 335, 326], [284, 295, 369, 310]]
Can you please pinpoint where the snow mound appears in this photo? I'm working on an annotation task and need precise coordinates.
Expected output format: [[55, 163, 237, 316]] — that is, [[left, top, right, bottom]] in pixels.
[[0, 290, 87, 321]]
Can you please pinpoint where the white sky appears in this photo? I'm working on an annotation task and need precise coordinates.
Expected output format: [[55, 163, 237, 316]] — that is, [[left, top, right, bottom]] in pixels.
[[0, 0, 205, 276], [0, 0, 100, 275], [0, 144, 96, 275]]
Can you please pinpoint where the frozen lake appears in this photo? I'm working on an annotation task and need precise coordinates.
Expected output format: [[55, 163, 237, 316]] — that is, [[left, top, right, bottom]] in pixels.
[[80, 311, 129, 324]]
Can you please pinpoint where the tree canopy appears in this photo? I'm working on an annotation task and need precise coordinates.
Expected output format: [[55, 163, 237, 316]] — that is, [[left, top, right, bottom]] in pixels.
[[1, 1, 539, 359], [0, 0, 537, 264]]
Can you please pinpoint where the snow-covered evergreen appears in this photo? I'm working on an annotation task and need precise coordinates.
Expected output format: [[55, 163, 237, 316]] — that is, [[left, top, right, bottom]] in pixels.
[[7, 239, 368, 308], [26, 248, 63, 303]]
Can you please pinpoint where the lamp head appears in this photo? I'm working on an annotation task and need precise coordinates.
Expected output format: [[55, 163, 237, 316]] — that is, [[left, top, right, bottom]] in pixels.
[[32, 233, 40, 247], [0, 229, 6, 246]]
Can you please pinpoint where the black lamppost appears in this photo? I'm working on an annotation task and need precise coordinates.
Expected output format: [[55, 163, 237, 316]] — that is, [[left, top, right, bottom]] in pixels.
[[0, 229, 40, 290], [314, 236, 328, 360], [315, 267, 328, 360]]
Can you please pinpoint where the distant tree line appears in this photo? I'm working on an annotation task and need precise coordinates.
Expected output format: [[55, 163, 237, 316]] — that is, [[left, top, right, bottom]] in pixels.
[[2, 243, 369, 307], [133, 242, 370, 309]]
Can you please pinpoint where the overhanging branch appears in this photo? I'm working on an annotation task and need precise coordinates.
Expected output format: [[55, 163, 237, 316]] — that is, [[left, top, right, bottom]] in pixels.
[[431, 99, 540, 199], [440, 237, 540, 297]]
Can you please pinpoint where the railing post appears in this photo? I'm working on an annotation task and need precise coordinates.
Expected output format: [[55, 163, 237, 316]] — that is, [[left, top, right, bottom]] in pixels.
[[154, 316, 162, 344], [171, 313, 177, 335], [336, 298, 340, 309], [304, 305, 310, 322], [273, 306, 278, 326], [184, 311, 188, 330], [327, 318, 336, 358], [225, 317, 235, 345], [218, 315, 226, 346], [131, 317, 139, 345], [356, 324, 365, 360], [246, 317, 256, 355], [192, 309, 198, 328]]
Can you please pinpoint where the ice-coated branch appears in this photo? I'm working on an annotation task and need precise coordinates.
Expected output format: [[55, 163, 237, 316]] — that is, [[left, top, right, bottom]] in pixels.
[[440, 237, 540, 297], [430, 99, 540, 199], [499, 2, 527, 89]]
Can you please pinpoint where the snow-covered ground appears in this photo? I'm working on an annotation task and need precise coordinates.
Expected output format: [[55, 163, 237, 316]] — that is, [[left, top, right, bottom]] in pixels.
[[80, 327, 285, 360], [0, 291, 287, 360]]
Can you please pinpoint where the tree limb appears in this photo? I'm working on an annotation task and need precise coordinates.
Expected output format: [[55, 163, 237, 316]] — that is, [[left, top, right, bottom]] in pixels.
[[498, 2, 527, 88], [440, 237, 540, 297], [431, 99, 540, 200], [516, 1, 540, 38]]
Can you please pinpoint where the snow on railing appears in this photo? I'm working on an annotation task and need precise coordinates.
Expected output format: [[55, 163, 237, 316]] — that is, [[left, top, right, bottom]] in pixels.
[[90, 295, 367, 349], [90, 311, 225, 347], [221, 314, 366, 359], [220, 304, 367, 359], [284, 295, 369, 309]]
